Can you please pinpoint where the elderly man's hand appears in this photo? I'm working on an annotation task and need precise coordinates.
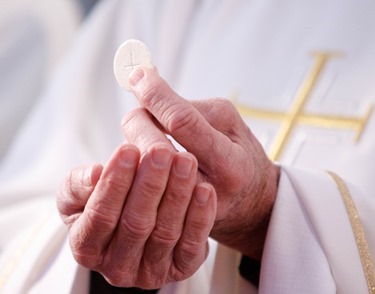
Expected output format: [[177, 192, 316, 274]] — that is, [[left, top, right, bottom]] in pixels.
[[122, 68, 280, 260], [57, 143, 216, 289]]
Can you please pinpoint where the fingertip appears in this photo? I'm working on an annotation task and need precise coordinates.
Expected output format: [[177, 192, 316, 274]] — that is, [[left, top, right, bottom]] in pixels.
[[71, 164, 94, 188], [129, 67, 144, 87], [194, 183, 214, 206], [173, 152, 197, 178], [117, 143, 140, 168], [130, 67, 165, 104], [194, 183, 217, 220], [129, 66, 159, 88]]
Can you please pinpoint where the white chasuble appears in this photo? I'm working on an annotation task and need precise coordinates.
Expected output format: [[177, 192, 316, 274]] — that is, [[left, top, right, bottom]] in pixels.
[[0, 0, 375, 293]]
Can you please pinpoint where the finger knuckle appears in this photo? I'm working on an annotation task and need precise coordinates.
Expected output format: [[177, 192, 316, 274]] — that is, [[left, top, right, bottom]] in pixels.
[[56, 188, 70, 218], [101, 268, 132, 287], [69, 165, 91, 191], [178, 238, 202, 260], [59, 167, 88, 206], [166, 106, 200, 134], [72, 249, 98, 269], [99, 255, 142, 287], [64, 169, 78, 201], [150, 223, 181, 248], [121, 212, 155, 240], [189, 214, 212, 232], [171, 241, 203, 280], [85, 205, 117, 232], [135, 265, 166, 289], [70, 237, 102, 269], [141, 79, 166, 109], [216, 97, 237, 112], [210, 98, 241, 128], [121, 107, 146, 128], [138, 179, 165, 197], [100, 177, 129, 199]]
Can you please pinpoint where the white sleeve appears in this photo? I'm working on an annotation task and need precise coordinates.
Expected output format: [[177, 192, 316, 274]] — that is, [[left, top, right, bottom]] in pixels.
[[260, 166, 375, 294]]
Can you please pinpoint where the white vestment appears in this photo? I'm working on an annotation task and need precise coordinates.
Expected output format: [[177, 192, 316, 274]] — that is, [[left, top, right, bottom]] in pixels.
[[0, 0, 81, 159], [0, 0, 375, 293]]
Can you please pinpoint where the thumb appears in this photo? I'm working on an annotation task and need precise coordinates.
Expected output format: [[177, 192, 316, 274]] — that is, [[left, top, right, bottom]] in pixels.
[[129, 68, 230, 174]]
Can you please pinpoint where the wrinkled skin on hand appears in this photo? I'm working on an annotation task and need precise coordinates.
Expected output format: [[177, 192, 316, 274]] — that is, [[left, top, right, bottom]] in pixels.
[[57, 67, 279, 289], [123, 68, 280, 260], [57, 143, 217, 289]]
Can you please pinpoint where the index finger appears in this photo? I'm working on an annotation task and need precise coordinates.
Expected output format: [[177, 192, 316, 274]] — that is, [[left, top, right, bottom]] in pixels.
[[129, 68, 231, 174]]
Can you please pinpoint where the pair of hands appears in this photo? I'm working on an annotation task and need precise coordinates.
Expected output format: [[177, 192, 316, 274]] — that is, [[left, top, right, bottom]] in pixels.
[[57, 68, 279, 289]]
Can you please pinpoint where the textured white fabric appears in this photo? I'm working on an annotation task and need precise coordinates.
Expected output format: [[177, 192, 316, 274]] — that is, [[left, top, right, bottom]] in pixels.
[[0, 0, 375, 293]]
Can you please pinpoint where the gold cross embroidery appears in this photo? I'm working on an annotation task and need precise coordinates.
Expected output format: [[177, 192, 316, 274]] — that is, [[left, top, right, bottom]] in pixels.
[[234, 52, 373, 161]]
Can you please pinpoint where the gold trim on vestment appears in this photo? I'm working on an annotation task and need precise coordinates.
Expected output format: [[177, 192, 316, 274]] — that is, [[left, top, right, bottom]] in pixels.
[[327, 171, 375, 294]]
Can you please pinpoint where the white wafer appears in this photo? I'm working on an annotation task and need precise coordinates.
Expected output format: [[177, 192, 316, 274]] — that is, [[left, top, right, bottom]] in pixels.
[[113, 39, 154, 91]]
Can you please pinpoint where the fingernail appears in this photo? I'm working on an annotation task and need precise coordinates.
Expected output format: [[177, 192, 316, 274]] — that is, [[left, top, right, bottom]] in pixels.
[[152, 148, 172, 168], [174, 155, 194, 178], [195, 186, 211, 205], [120, 147, 139, 168], [129, 67, 144, 86]]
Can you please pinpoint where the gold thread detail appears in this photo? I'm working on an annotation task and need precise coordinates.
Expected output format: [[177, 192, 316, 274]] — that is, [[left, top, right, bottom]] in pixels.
[[233, 52, 373, 161], [327, 171, 375, 293]]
